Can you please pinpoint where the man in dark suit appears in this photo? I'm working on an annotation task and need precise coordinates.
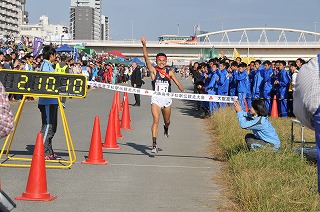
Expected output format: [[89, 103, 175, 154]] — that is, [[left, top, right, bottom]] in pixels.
[[130, 62, 143, 106]]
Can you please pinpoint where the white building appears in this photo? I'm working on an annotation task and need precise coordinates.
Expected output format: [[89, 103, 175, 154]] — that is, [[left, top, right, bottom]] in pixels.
[[0, 0, 26, 37], [20, 15, 71, 43]]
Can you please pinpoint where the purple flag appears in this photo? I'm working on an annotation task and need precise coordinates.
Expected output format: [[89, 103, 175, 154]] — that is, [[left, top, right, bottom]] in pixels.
[[33, 37, 44, 58], [74, 47, 78, 62]]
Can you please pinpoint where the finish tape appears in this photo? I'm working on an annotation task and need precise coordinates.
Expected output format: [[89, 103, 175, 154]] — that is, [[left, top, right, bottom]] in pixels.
[[88, 81, 237, 103]]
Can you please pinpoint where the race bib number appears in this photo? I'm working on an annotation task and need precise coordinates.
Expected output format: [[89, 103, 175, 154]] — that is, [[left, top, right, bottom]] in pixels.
[[155, 82, 169, 92]]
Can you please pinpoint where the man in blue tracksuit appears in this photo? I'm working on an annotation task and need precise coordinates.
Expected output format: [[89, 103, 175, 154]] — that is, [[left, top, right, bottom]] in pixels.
[[262, 60, 273, 114], [38, 45, 60, 160], [274, 60, 290, 117], [217, 62, 229, 107], [205, 63, 219, 114], [252, 61, 263, 100], [235, 62, 249, 111], [201, 63, 212, 113], [247, 61, 256, 109], [229, 61, 238, 97]]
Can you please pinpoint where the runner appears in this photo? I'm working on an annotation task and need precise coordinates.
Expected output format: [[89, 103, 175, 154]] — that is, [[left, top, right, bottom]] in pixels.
[[141, 37, 185, 153]]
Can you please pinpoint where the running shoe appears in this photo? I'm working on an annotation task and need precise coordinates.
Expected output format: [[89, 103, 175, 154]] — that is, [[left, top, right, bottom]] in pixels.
[[53, 154, 62, 160], [164, 124, 169, 138], [44, 155, 56, 160], [151, 146, 158, 153]]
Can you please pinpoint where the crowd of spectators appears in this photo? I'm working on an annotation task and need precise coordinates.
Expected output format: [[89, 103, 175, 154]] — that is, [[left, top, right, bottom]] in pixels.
[[0, 33, 309, 118], [0, 33, 151, 101], [188, 56, 306, 118]]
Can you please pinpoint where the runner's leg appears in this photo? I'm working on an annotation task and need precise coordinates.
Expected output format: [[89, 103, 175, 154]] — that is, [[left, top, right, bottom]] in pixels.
[[151, 103, 161, 146], [162, 106, 171, 137]]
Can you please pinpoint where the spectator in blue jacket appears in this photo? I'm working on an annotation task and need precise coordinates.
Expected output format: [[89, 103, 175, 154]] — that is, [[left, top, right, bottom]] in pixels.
[[252, 61, 263, 100], [205, 63, 219, 114], [217, 61, 229, 107], [38, 45, 61, 160], [234, 99, 280, 151], [274, 60, 290, 117], [247, 61, 256, 108], [235, 62, 249, 111], [262, 60, 273, 114], [228, 61, 238, 97]]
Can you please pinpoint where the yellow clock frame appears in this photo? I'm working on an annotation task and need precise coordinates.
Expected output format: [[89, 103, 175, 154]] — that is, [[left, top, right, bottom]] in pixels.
[[0, 69, 88, 168]]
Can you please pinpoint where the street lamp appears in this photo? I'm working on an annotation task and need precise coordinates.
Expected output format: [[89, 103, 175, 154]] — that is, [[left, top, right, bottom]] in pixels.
[[60, 34, 64, 46], [177, 23, 180, 36]]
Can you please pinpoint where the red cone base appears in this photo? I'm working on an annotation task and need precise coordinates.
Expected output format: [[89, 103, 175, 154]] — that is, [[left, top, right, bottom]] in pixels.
[[82, 116, 108, 165], [15, 133, 56, 201]]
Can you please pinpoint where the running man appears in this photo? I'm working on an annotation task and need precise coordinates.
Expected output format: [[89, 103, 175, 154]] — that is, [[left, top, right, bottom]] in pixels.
[[141, 37, 185, 153]]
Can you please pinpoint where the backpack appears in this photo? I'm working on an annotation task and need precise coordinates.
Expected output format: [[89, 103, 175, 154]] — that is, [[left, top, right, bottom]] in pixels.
[[0, 82, 14, 139]]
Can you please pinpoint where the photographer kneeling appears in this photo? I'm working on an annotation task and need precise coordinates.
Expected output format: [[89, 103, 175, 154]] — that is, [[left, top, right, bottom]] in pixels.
[[234, 99, 280, 151]]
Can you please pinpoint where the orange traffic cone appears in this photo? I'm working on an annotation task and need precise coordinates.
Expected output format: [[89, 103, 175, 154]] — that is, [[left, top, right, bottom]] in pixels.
[[15, 133, 57, 201], [121, 92, 133, 130], [114, 103, 124, 139], [111, 92, 117, 110], [103, 107, 121, 149], [121, 92, 127, 111], [116, 91, 122, 112], [270, 95, 279, 118], [82, 116, 108, 165]]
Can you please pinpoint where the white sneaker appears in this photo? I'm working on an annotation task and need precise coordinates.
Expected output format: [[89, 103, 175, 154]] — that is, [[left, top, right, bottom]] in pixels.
[[151, 146, 158, 153]]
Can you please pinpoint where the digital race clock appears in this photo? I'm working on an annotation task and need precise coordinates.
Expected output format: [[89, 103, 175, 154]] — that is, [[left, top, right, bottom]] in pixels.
[[0, 69, 87, 97]]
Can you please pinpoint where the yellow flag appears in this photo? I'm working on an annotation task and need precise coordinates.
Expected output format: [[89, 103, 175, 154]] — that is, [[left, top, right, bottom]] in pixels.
[[233, 48, 240, 59]]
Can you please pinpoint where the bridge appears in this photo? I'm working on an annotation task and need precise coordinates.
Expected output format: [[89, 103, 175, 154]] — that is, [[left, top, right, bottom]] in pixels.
[[61, 27, 320, 63]]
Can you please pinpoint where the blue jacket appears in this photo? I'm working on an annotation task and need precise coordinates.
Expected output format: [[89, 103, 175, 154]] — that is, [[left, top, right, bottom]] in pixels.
[[217, 68, 229, 93], [252, 69, 263, 98], [38, 60, 58, 105], [277, 69, 290, 98], [262, 67, 273, 91], [229, 69, 237, 90], [206, 71, 219, 94], [236, 111, 280, 150], [235, 71, 249, 93]]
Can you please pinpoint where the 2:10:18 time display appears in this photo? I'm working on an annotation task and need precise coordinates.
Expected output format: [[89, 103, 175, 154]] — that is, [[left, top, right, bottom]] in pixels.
[[0, 70, 87, 97]]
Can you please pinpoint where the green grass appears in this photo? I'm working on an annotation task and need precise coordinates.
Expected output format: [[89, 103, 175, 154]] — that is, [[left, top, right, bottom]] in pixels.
[[208, 106, 319, 211]]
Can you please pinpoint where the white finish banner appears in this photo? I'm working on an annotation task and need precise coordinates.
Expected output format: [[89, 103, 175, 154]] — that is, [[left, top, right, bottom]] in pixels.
[[88, 81, 237, 103]]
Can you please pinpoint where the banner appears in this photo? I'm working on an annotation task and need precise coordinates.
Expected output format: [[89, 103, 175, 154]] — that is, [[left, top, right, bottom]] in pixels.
[[88, 81, 237, 103], [32, 37, 44, 58], [73, 47, 78, 62]]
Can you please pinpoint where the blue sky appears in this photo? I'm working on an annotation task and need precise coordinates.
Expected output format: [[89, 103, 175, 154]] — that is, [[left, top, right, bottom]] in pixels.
[[25, 0, 320, 41]]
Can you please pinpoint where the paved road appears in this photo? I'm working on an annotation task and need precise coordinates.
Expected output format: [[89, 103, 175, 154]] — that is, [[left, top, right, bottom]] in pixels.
[[0, 77, 226, 212]]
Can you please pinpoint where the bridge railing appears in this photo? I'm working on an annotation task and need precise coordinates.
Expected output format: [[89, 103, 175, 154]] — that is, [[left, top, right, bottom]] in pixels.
[[56, 39, 320, 47]]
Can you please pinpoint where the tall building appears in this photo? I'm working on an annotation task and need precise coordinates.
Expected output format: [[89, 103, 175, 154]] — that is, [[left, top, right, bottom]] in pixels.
[[0, 0, 27, 37], [70, 0, 108, 40], [101, 15, 109, 41]]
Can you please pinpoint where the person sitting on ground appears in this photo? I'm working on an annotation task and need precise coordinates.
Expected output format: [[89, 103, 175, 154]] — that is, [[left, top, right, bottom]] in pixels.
[[233, 99, 280, 151]]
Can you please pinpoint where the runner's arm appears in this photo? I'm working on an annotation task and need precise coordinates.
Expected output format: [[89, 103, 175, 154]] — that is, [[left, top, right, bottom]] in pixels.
[[141, 37, 156, 76], [170, 71, 184, 92]]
